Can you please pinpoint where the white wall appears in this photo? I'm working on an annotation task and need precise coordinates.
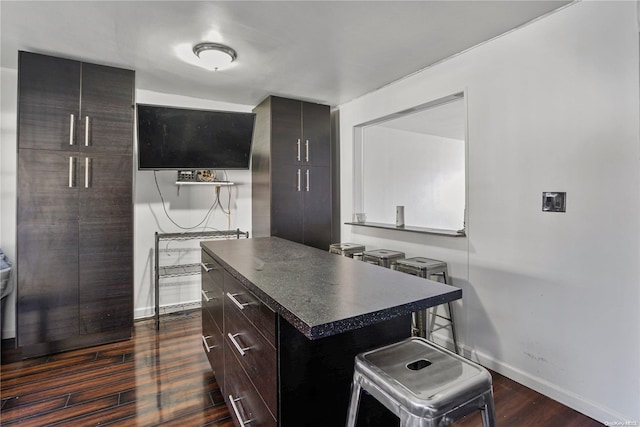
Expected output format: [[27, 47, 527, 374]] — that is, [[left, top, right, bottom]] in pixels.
[[337, 1, 639, 423], [133, 90, 254, 319], [0, 67, 18, 338], [361, 126, 465, 230]]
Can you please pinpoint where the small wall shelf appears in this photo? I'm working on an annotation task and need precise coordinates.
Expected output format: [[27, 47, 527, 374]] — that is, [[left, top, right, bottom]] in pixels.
[[154, 229, 249, 330], [345, 221, 466, 237], [175, 180, 235, 186]]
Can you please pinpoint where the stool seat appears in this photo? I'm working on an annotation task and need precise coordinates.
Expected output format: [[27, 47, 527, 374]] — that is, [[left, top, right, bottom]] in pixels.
[[329, 242, 366, 258], [347, 337, 496, 427], [395, 257, 448, 272], [362, 249, 405, 269]]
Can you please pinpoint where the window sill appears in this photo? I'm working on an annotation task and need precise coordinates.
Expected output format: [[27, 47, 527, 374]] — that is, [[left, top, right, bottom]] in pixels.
[[345, 221, 466, 237]]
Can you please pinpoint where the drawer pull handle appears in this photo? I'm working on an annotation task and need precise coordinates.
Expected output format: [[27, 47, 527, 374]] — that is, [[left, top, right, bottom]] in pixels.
[[229, 395, 254, 425], [69, 113, 75, 145], [228, 333, 251, 356], [201, 335, 217, 352], [226, 292, 249, 310], [68, 157, 76, 188], [200, 262, 215, 272], [305, 169, 310, 192], [84, 157, 91, 188], [305, 139, 309, 162], [84, 116, 90, 146], [201, 289, 215, 302], [296, 139, 301, 161]]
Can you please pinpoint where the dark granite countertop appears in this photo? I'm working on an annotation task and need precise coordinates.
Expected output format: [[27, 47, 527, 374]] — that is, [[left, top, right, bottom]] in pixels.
[[201, 236, 461, 340]]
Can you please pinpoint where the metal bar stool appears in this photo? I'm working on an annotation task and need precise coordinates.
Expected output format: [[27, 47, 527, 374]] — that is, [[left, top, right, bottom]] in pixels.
[[361, 249, 405, 269], [346, 337, 496, 427], [395, 257, 459, 354], [329, 243, 366, 259]]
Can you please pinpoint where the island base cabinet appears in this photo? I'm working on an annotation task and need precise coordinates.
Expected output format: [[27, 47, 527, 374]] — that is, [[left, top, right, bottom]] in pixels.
[[278, 315, 409, 427], [201, 242, 427, 426]]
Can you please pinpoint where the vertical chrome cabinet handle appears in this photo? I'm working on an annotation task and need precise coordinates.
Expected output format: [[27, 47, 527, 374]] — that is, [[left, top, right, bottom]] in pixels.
[[69, 114, 75, 145], [305, 140, 309, 162], [68, 157, 76, 188], [84, 116, 90, 147], [201, 289, 214, 302], [229, 395, 254, 425], [84, 157, 91, 188], [226, 292, 249, 310], [296, 139, 301, 161], [296, 169, 301, 192], [227, 333, 251, 356], [201, 335, 216, 352], [200, 262, 214, 272], [306, 169, 310, 191]]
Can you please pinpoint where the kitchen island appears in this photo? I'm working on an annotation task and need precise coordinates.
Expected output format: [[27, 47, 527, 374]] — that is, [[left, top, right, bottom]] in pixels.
[[200, 236, 461, 427]]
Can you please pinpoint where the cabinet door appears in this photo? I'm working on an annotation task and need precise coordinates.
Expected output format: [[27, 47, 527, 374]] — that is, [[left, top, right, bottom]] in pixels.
[[78, 218, 132, 334], [301, 102, 330, 167], [18, 52, 80, 151], [270, 97, 302, 165], [80, 63, 134, 155], [78, 154, 133, 334], [78, 153, 132, 220], [302, 166, 332, 250], [271, 164, 303, 243], [17, 149, 80, 345]]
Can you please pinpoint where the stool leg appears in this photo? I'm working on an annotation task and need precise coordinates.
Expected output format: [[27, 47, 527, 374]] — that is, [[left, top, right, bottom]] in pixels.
[[480, 390, 497, 427], [447, 302, 459, 354], [346, 376, 363, 427], [415, 309, 427, 338]]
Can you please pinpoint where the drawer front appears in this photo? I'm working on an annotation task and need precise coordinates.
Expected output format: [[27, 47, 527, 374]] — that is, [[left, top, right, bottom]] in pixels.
[[202, 309, 224, 391], [225, 342, 277, 427], [224, 271, 276, 346], [201, 251, 224, 288], [202, 254, 224, 330], [225, 298, 277, 415]]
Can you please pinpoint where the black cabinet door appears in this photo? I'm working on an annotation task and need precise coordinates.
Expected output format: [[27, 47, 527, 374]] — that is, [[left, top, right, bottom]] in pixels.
[[78, 154, 132, 334], [78, 217, 132, 334], [302, 166, 332, 250], [80, 63, 134, 155], [78, 153, 132, 221], [271, 164, 304, 243], [271, 97, 302, 166], [301, 102, 330, 167], [18, 52, 80, 151], [17, 149, 80, 345]]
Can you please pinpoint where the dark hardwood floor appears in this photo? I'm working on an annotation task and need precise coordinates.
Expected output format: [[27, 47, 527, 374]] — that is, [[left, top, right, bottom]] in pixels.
[[1, 310, 602, 426]]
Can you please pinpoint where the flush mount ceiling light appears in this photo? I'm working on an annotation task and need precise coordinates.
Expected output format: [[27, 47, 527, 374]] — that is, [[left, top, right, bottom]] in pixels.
[[193, 42, 237, 71]]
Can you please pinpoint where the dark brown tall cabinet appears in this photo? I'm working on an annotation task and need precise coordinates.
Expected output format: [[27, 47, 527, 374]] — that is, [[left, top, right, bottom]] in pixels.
[[16, 51, 134, 357], [252, 96, 332, 250]]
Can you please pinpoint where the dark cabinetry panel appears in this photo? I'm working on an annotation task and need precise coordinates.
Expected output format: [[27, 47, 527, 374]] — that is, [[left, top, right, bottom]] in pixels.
[[17, 221, 79, 345], [18, 53, 80, 151], [16, 51, 134, 356], [79, 218, 132, 334], [252, 96, 332, 250], [81, 63, 135, 155]]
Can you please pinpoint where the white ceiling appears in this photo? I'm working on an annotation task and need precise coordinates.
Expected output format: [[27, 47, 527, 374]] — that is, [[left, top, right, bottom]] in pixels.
[[0, 1, 572, 108]]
